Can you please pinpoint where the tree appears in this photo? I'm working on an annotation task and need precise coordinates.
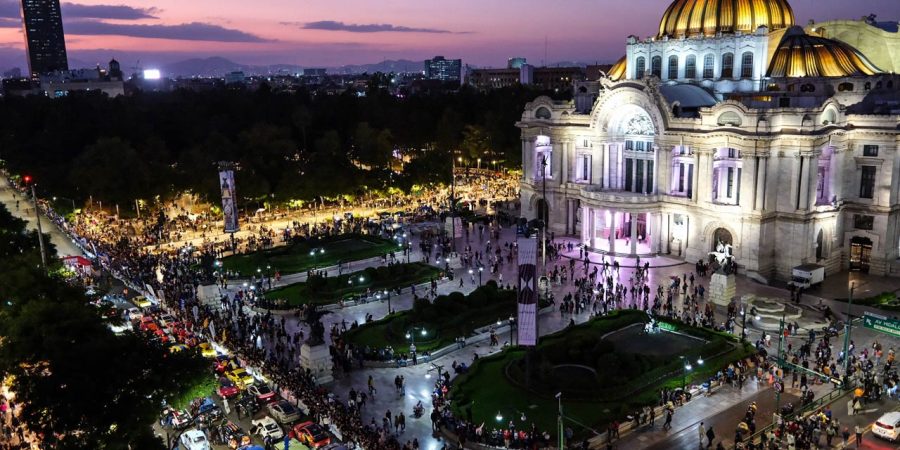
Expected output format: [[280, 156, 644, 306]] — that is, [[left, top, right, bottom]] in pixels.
[[0, 204, 211, 449]]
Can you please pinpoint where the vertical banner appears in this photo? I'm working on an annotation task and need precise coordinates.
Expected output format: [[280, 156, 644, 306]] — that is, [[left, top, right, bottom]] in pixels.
[[517, 238, 538, 346], [218, 162, 239, 233]]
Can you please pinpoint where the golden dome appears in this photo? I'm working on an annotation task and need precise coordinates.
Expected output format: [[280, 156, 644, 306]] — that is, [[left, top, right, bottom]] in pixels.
[[766, 27, 882, 77], [658, 0, 794, 38], [607, 55, 627, 81]]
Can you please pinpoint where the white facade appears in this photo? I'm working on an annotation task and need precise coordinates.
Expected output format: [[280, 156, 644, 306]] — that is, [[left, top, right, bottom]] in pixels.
[[519, 75, 900, 280], [626, 27, 770, 93]]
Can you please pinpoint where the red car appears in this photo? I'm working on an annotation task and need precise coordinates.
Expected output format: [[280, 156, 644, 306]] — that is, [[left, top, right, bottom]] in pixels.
[[217, 379, 240, 399], [292, 421, 331, 448], [246, 383, 277, 404]]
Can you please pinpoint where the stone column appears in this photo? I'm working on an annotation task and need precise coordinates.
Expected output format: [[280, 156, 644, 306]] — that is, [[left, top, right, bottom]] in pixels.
[[603, 144, 611, 189], [755, 156, 767, 211], [608, 210, 616, 253], [560, 141, 569, 186], [651, 212, 661, 254], [583, 207, 591, 247], [525, 139, 535, 180], [521, 138, 527, 180], [798, 156, 810, 210], [807, 154, 818, 210], [630, 213, 638, 255], [739, 156, 756, 212], [692, 152, 701, 203]]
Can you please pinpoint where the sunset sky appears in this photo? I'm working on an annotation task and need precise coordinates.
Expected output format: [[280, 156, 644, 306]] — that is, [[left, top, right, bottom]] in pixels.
[[0, 0, 896, 69]]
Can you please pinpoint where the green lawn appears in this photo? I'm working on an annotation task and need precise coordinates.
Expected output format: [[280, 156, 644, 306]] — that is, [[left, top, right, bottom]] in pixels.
[[450, 311, 756, 439], [343, 283, 519, 355], [835, 291, 900, 311], [263, 262, 440, 307], [221, 233, 402, 276]]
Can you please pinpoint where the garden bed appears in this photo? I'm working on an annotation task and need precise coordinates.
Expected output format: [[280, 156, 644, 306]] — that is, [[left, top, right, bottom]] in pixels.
[[343, 281, 518, 356], [220, 233, 401, 276], [262, 262, 439, 308], [449, 311, 756, 438]]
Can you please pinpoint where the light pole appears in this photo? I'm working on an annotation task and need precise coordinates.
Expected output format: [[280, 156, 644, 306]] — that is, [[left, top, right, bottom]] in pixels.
[[680, 356, 702, 391], [24, 176, 46, 268], [842, 282, 855, 383], [556, 393, 564, 450], [309, 248, 325, 270], [541, 155, 548, 268], [509, 315, 515, 346], [405, 326, 428, 355]]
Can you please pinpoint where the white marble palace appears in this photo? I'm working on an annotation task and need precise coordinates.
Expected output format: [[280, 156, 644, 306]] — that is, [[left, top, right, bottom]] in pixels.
[[518, 0, 900, 281]]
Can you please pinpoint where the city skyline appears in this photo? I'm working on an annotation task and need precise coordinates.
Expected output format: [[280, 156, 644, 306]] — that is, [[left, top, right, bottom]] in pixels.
[[0, 0, 896, 70]]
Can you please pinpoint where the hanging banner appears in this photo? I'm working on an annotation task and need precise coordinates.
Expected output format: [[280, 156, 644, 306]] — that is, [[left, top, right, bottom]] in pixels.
[[517, 238, 538, 346], [218, 164, 239, 233]]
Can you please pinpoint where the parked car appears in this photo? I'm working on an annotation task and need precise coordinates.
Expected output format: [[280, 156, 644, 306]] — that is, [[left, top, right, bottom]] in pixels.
[[179, 429, 211, 450], [251, 415, 284, 440], [217, 379, 240, 399], [247, 383, 277, 404], [873, 411, 900, 442], [226, 367, 255, 389], [267, 400, 301, 425], [132, 295, 152, 308], [292, 421, 331, 448], [198, 342, 217, 358], [194, 397, 223, 423], [218, 420, 251, 449], [162, 407, 192, 430], [126, 307, 143, 321]]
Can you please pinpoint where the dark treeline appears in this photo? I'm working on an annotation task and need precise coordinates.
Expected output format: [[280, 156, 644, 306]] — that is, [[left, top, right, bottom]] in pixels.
[[0, 83, 565, 207]]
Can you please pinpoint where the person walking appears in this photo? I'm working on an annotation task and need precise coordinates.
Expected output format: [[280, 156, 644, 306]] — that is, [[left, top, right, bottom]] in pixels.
[[698, 422, 705, 448], [855, 424, 863, 447]]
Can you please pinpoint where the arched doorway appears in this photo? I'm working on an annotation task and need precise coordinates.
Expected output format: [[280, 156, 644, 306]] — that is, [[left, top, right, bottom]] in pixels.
[[711, 227, 733, 251], [849, 236, 872, 272], [815, 229, 824, 261]]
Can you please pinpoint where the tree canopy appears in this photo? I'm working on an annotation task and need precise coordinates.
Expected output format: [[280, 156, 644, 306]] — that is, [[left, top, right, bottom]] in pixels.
[[0, 204, 209, 449], [0, 82, 565, 207]]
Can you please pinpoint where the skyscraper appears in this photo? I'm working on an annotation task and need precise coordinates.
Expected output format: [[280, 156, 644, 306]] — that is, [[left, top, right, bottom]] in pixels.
[[424, 56, 461, 82], [20, 0, 68, 77]]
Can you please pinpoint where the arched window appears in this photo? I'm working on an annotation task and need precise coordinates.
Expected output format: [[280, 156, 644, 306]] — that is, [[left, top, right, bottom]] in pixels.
[[685, 55, 697, 79], [635, 56, 646, 78], [667, 55, 679, 79], [535, 107, 551, 119], [838, 82, 853, 92], [651, 56, 662, 78], [740, 52, 754, 78], [721, 53, 734, 78], [703, 54, 715, 79]]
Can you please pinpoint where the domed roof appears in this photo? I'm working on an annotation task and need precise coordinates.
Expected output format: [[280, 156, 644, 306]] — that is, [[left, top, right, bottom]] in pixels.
[[607, 55, 627, 81], [766, 27, 882, 77], [658, 0, 794, 38]]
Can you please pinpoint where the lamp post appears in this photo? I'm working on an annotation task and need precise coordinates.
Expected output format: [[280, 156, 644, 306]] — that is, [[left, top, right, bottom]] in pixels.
[[24, 176, 46, 269], [541, 155, 548, 268], [740, 307, 747, 342], [385, 290, 392, 314], [309, 248, 325, 270], [842, 282, 855, 384], [478, 266, 484, 286], [509, 315, 515, 346], [680, 356, 701, 391], [405, 326, 428, 355]]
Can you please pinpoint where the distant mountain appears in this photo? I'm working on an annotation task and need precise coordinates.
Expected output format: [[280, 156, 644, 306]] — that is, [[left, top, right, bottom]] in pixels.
[[161, 57, 258, 77], [327, 59, 423, 75]]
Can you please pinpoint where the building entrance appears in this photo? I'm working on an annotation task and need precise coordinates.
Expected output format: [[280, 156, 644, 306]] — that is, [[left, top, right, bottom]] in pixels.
[[849, 236, 872, 272]]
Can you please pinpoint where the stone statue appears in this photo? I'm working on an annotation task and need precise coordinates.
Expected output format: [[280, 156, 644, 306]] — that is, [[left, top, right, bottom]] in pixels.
[[305, 306, 327, 346], [708, 239, 736, 273]]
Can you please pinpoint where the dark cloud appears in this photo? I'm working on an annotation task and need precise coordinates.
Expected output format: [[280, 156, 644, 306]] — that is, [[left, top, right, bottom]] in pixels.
[[62, 3, 160, 20], [302, 20, 456, 34], [65, 20, 269, 42]]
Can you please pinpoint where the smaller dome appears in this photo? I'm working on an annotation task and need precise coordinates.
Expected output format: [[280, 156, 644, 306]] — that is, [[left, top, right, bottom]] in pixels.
[[658, 0, 794, 38], [767, 27, 882, 78], [607, 56, 626, 81]]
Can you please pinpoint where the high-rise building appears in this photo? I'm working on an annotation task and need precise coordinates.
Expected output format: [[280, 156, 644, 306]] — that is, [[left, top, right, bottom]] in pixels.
[[424, 56, 461, 82], [20, 0, 68, 77], [508, 57, 527, 69]]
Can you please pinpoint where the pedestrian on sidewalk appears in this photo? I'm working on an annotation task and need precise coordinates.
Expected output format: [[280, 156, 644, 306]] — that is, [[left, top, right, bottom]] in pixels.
[[698, 422, 705, 448], [842, 427, 850, 447], [855, 424, 863, 447]]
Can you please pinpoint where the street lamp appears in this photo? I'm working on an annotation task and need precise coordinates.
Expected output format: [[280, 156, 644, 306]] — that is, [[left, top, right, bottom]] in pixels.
[[478, 266, 484, 286], [509, 315, 515, 346], [680, 356, 694, 391]]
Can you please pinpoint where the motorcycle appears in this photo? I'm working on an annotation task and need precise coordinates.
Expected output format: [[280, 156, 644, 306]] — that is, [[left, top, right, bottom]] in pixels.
[[413, 401, 425, 418]]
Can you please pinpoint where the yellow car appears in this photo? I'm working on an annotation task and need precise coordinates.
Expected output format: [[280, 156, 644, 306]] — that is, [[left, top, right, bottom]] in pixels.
[[132, 296, 152, 308], [226, 368, 255, 389], [198, 342, 217, 358], [169, 344, 189, 354]]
